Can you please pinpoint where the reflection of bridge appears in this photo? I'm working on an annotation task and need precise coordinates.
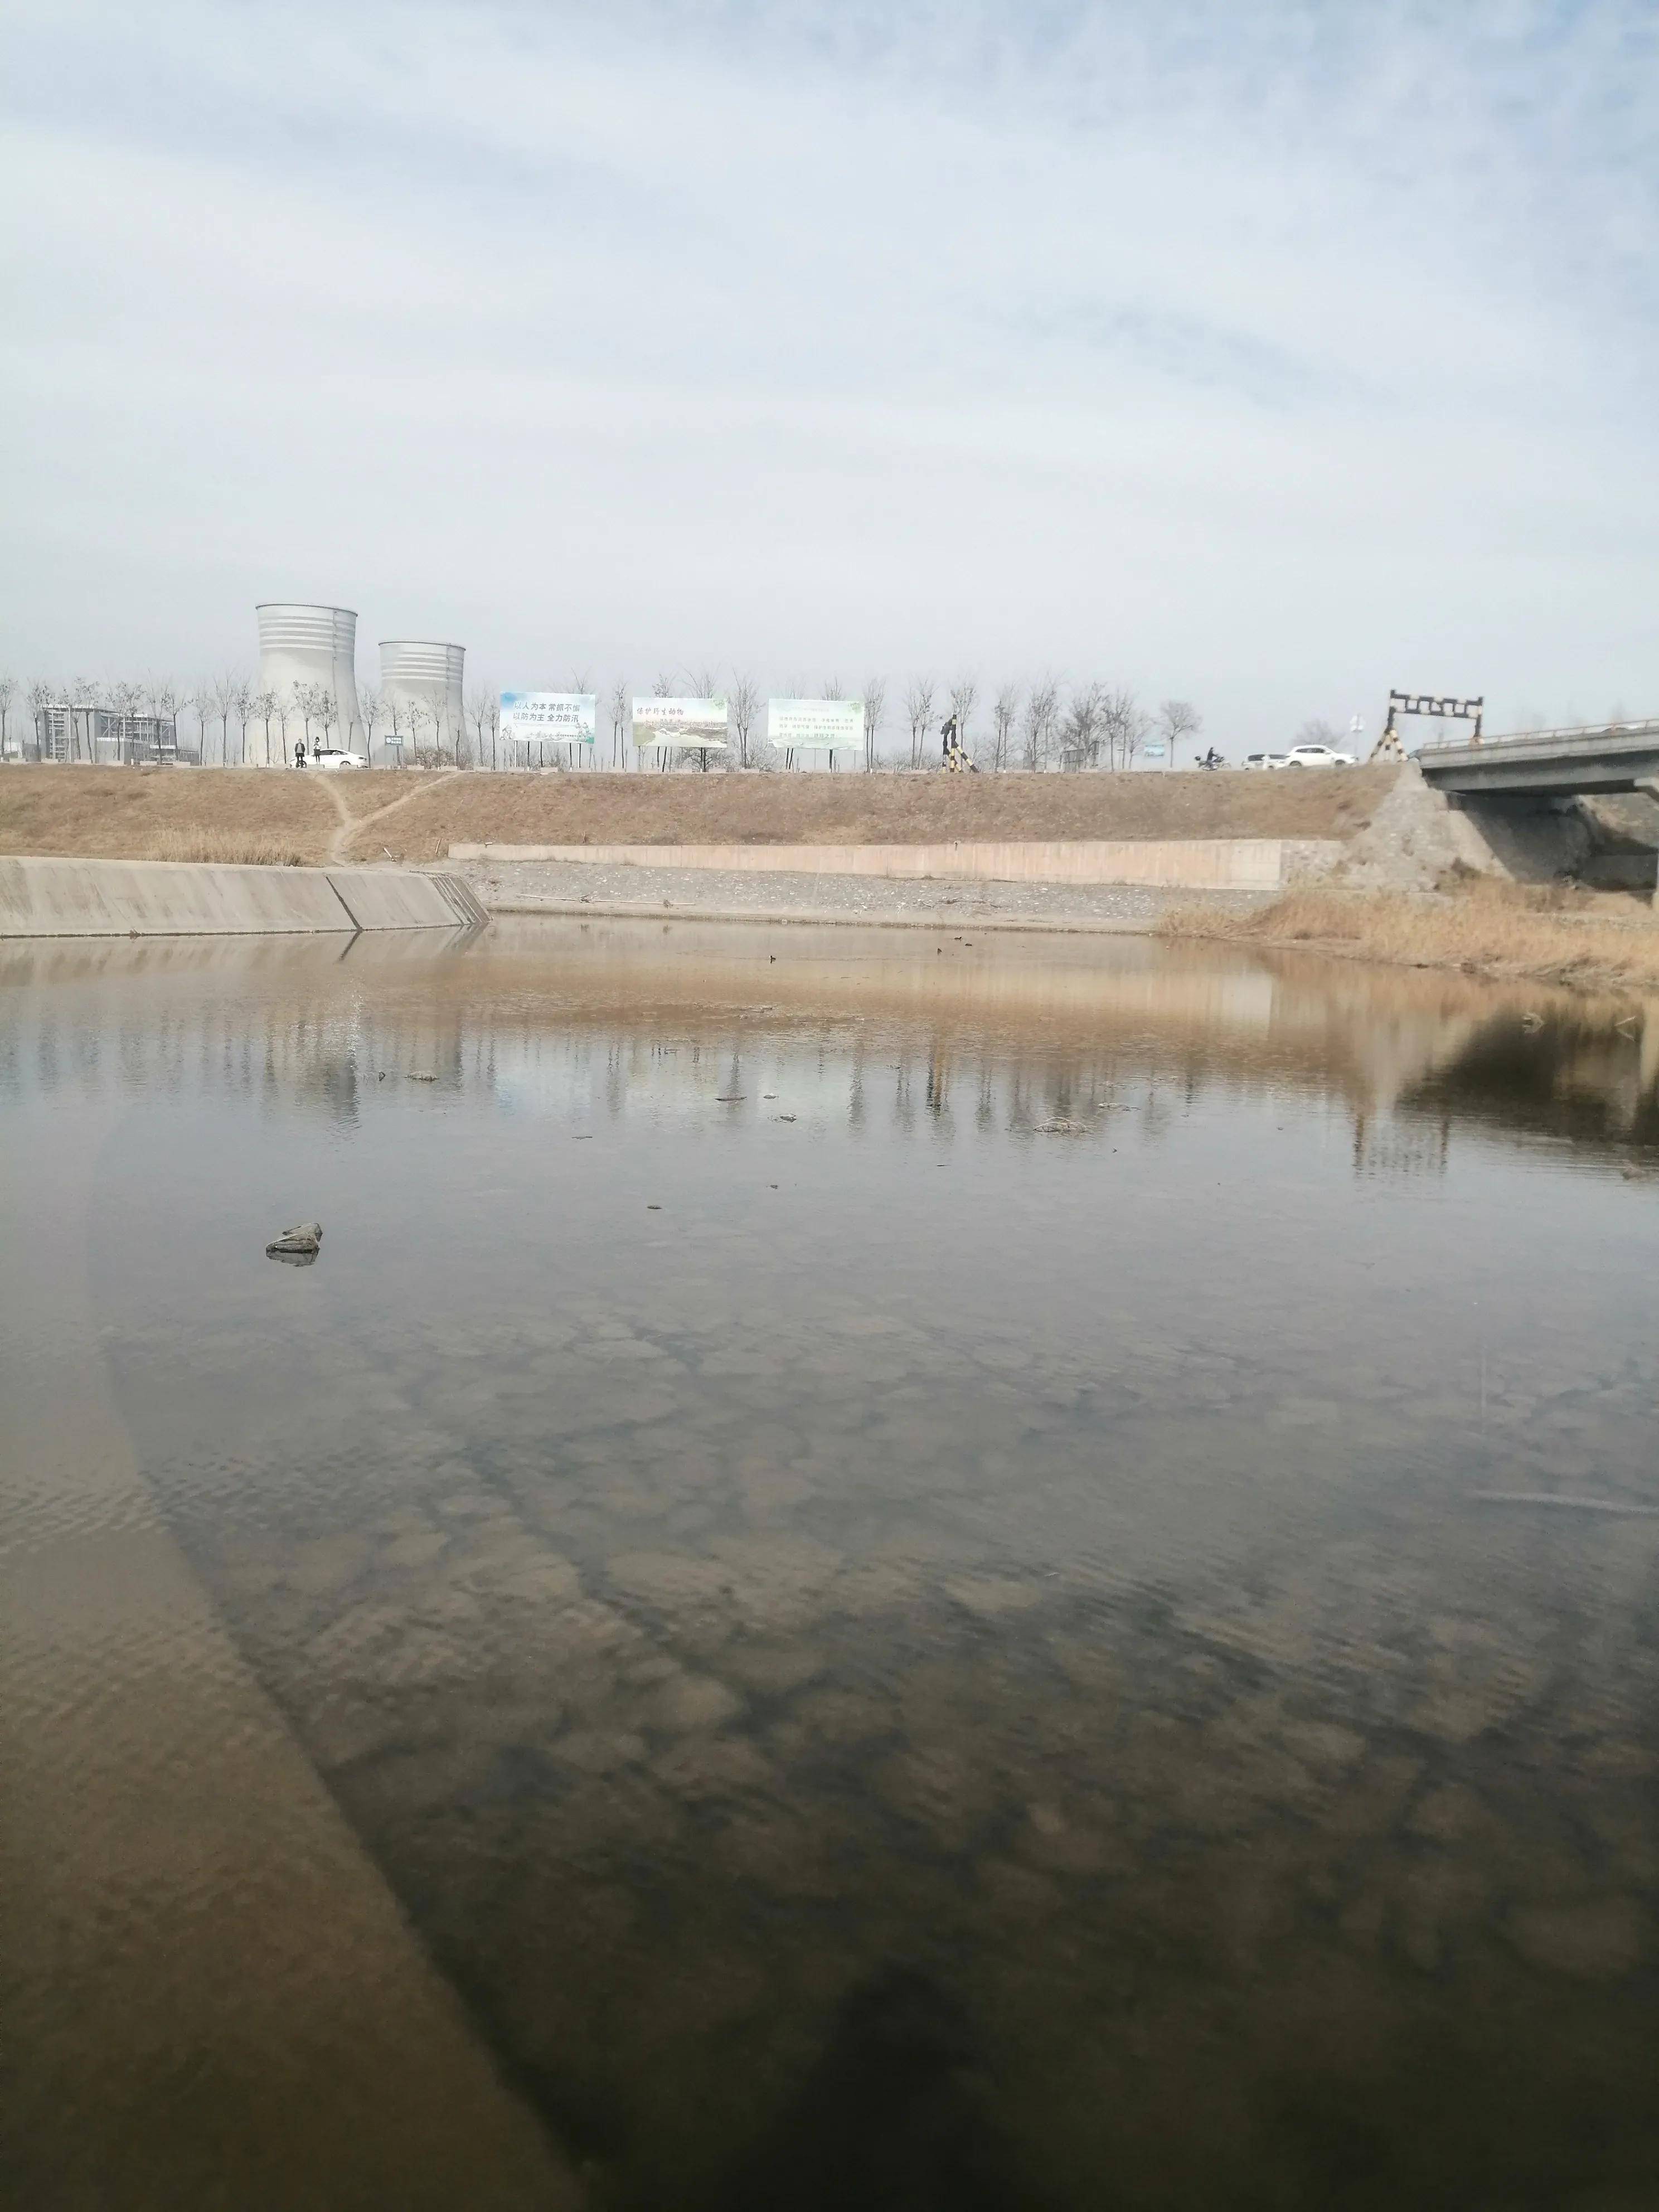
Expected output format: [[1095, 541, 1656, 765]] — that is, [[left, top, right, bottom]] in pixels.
[[1418, 718, 1659, 801]]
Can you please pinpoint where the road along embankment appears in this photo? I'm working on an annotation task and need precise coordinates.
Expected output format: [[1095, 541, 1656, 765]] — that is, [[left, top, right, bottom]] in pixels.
[[0, 856, 487, 937], [451, 837, 1341, 891]]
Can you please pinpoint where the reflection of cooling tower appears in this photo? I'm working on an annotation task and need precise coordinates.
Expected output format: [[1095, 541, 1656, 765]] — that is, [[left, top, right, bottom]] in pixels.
[[380, 641, 465, 747], [255, 604, 363, 757]]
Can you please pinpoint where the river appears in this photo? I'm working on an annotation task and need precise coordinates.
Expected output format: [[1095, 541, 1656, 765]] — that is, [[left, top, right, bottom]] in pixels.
[[3, 916, 1656, 2209]]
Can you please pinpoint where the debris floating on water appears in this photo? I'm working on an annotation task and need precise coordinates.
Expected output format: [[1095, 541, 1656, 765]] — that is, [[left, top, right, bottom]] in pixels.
[[408, 1071, 438, 1083], [265, 1220, 322, 1262]]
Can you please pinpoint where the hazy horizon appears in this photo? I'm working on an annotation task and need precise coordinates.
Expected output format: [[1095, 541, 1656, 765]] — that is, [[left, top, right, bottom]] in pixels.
[[4, 1, 1656, 749]]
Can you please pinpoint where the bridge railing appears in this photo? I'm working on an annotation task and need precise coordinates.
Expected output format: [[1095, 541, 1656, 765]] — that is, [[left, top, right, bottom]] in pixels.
[[1418, 717, 1659, 756]]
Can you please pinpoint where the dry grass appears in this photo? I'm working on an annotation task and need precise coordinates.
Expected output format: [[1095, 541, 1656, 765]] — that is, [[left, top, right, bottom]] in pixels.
[[326, 769, 440, 821], [373, 764, 1396, 861], [150, 827, 312, 866], [0, 763, 1396, 866], [0, 767, 336, 864], [1161, 883, 1659, 995]]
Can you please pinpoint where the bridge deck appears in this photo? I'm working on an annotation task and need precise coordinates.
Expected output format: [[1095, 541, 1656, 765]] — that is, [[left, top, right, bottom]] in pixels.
[[1418, 720, 1659, 799]]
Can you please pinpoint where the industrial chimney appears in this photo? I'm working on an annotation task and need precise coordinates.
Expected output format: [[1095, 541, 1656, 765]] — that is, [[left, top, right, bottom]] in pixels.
[[255, 604, 363, 763], [380, 641, 467, 759]]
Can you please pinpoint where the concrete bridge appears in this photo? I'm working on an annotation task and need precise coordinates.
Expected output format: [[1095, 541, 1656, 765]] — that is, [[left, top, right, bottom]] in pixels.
[[1417, 718, 1659, 801]]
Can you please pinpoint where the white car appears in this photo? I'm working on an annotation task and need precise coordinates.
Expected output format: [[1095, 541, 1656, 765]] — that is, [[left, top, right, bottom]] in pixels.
[[310, 747, 367, 770], [1243, 751, 1291, 771], [1282, 742, 1357, 769]]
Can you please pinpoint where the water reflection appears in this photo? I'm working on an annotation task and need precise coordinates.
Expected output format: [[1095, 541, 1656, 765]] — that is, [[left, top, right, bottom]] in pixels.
[[7, 919, 1659, 1170], [4, 919, 1659, 2209]]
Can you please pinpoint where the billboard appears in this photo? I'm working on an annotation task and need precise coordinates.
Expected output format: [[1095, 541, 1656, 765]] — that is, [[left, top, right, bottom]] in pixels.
[[500, 692, 597, 744], [632, 697, 728, 749], [767, 698, 864, 751]]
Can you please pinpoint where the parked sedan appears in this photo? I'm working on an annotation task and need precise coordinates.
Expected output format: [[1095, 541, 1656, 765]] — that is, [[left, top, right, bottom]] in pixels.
[[1282, 742, 1357, 768], [311, 747, 368, 770], [1243, 750, 1291, 771]]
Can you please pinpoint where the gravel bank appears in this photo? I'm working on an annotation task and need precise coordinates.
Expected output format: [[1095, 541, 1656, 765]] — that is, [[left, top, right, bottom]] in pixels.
[[452, 856, 1277, 933]]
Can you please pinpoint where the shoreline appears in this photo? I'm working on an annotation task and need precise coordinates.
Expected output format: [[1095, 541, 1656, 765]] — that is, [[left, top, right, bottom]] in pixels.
[[1158, 886, 1659, 998], [489, 899, 1162, 936]]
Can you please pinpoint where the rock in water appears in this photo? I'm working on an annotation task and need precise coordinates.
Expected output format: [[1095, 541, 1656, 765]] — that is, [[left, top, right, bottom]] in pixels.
[[266, 1221, 323, 1258]]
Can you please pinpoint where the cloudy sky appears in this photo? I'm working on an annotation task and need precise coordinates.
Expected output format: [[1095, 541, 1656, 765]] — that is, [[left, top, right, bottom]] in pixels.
[[3, 0, 1656, 746]]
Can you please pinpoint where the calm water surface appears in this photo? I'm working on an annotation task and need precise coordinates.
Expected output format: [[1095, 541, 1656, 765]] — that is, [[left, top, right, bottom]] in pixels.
[[4, 918, 1658, 2209]]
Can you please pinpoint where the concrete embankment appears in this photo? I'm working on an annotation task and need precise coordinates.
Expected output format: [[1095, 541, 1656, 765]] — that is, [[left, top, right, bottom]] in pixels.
[[0, 855, 487, 938], [452, 837, 1341, 891]]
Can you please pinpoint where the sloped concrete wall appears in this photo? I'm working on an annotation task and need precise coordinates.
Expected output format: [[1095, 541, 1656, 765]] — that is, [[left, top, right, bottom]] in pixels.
[[450, 838, 1323, 890], [0, 857, 478, 938], [324, 869, 487, 930]]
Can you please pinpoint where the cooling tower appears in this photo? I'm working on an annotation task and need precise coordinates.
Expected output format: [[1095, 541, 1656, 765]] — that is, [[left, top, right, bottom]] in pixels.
[[380, 641, 465, 750], [255, 603, 363, 760]]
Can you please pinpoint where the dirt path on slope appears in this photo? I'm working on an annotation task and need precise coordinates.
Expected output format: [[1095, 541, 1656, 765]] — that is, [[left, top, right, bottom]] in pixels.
[[329, 770, 463, 863]]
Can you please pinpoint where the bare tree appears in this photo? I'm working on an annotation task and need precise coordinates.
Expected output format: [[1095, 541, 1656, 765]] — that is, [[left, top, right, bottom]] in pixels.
[[609, 679, 629, 769], [28, 679, 54, 758], [1023, 678, 1059, 771], [653, 672, 675, 696], [316, 687, 339, 749], [861, 676, 886, 772], [104, 679, 140, 762], [148, 681, 183, 760], [948, 677, 978, 765], [0, 673, 15, 756], [358, 684, 382, 765], [212, 675, 237, 765], [990, 683, 1020, 773], [405, 694, 434, 766], [904, 676, 934, 770], [730, 674, 761, 768], [1061, 682, 1103, 771], [1158, 698, 1201, 771], [232, 680, 254, 765], [464, 682, 493, 768], [251, 688, 279, 766], [1101, 686, 1147, 772], [1295, 717, 1341, 747]]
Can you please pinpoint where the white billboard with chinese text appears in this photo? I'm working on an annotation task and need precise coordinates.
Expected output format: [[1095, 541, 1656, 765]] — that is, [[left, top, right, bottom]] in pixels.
[[500, 692, 597, 744], [767, 698, 864, 750], [632, 697, 729, 749]]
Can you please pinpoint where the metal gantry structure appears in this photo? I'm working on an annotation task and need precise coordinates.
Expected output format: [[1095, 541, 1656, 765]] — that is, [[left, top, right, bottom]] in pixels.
[[1378, 690, 1484, 755]]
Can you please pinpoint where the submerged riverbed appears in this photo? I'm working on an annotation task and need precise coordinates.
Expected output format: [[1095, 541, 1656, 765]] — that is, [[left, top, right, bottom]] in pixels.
[[4, 917, 1658, 2209]]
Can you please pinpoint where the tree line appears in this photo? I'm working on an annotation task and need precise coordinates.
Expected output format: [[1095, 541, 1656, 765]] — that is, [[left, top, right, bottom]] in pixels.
[[0, 666, 1213, 772]]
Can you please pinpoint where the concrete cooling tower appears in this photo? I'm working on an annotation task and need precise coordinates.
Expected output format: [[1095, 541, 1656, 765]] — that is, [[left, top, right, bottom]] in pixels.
[[380, 641, 465, 749], [255, 604, 363, 759]]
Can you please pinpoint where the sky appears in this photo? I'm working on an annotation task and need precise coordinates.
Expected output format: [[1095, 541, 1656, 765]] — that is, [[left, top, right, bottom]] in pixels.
[[3, 0, 1657, 749]]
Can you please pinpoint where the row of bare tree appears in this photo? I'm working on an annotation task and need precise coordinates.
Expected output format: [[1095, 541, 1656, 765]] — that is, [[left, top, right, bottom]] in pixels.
[[0, 665, 1208, 772]]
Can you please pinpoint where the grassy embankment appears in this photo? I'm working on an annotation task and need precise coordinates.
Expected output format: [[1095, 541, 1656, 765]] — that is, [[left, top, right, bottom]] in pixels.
[[1162, 877, 1659, 996], [0, 764, 1391, 864]]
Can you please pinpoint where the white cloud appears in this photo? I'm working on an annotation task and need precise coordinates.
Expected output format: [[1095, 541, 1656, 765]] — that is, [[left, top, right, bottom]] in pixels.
[[2, 0, 1657, 740]]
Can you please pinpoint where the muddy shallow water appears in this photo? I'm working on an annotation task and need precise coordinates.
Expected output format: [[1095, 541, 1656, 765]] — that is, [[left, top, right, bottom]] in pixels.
[[4, 918, 1658, 2209]]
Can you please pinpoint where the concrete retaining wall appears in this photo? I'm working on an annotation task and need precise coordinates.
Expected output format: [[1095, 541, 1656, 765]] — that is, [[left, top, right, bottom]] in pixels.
[[450, 838, 1338, 890], [0, 856, 484, 938]]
